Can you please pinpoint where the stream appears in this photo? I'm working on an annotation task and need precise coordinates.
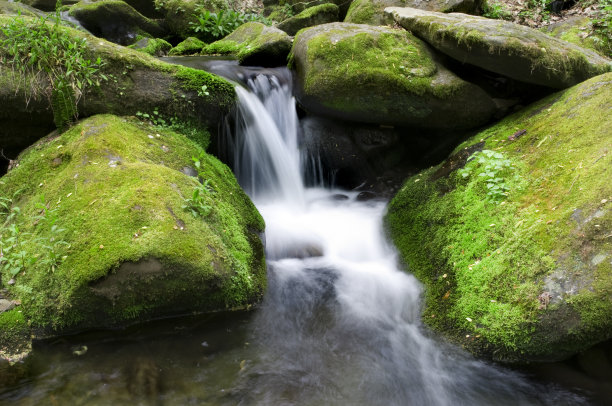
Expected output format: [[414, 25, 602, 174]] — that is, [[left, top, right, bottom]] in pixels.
[[0, 62, 596, 405]]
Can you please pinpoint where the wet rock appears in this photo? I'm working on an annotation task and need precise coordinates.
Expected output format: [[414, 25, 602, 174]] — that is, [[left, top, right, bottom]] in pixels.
[[385, 7, 611, 89], [345, 0, 480, 25]]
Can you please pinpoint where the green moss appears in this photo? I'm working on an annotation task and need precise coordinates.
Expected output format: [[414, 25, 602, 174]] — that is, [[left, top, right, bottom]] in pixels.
[[277, 3, 339, 35], [0, 115, 264, 333], [203, 22, 291, 64], [0, 309, 30, 361], [128, 37, 172, 56], [168, 36, 205, 56], [174, 65, 235, 108], [298, 27, 438, 113], [385, 73, 612, 362]]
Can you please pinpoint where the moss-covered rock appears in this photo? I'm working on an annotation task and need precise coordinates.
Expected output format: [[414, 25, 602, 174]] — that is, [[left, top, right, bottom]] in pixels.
[[290, 22, 496, 129], [204, 22, 292, 66], [0, 309, 31, 363], [276, 3, 339, 36], [543, 16, 610, 59], [19, 0, 79, 12], [0, 0, 45, 17], [345, 0, 481, 25], [0, 114, 266, 336], [169, 36, 206, 56], [128, 37, 172, 56], [386, 7, 612, 89], [385, 73, 612, 363], [0, 15, 236, 161], [69, 0, 167, 45]]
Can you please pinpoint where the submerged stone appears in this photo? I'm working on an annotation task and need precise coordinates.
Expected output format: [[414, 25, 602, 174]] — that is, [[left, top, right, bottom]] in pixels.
[[290, 22, 496, 129], [385, 73, 612, 363], [385, 7, 612, 89], [0, 115, 266, 338]]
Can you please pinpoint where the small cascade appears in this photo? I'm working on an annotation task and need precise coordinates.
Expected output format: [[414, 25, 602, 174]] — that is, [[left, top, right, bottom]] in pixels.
[[226, 72, 305, 205], [221, 69, 589, 405]]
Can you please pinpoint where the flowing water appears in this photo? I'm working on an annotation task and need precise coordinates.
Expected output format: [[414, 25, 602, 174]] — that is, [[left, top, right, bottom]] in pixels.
[[0, 64, 598, 405]]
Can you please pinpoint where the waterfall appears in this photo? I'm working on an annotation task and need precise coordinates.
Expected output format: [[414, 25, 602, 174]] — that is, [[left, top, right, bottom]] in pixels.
[[223, 70, 588, 405]]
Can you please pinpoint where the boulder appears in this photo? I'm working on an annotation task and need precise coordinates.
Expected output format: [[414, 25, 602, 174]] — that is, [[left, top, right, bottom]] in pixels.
[[345, 0, 480, 25], [385, 73, 612, 363], [69, 0, 166, 45], [19, 0, 79, 12], [276, 3, 339, 36], [0, 15, 235, 166], [169, 36, 206, 56], [290, 22, 496, 129], [128, 37, 172, 56], [0, 114, 265, 337], [543, 16, 610, 58], [204, 22, 292, 66], [385, 7, 611, 89], [0, 0, 45, 17]]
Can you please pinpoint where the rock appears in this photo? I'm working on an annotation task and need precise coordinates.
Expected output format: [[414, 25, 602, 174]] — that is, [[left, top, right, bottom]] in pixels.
[[345, 0, 480, 25], [160, 0, 201, 40], [0, 115, 266, 337], [385, 7, 612, 89], [290, 22, 496, 129], [385, 73, 612, 363], [0, 309, 31, 363], [19, 0, 79, 12], [276, 3, 339, 36], [128, 37, 172, 56], [69, 0, 167, 45], [0, 16, 235, 164], [265, 0, 351, 19], [0, 0, 45, 17], [203, 22, 292, 67], [168, 36, 205, 56], [543, 16, 609, 58], [0, 299, 15, 314]]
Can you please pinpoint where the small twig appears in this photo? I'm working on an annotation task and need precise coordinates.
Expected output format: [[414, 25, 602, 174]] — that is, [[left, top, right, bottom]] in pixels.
[[568, 174, 580, 193]]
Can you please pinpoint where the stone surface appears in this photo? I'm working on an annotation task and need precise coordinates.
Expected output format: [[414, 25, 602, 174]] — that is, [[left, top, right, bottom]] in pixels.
[[385, 7, 611, 88], [276, 3, 339, 36], [385, 73, 612, 363], [290, 22, 496, 129], [69, 0, 166, 45], [204, 22, 292, 66], [0, 115, 266, 337], [345, 0, 480, 25]]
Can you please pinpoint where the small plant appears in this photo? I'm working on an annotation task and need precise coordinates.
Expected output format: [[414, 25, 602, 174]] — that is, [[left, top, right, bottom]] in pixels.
[[590, 0, 612, 56], [482, 0, 513, 20], [458, 150, 514, 202], [182, 153, 215, 218], [136, 109, 167, 127], [0, 3, 106, 131], [189, 7, 270, 40], [198, 85, 210, 97]]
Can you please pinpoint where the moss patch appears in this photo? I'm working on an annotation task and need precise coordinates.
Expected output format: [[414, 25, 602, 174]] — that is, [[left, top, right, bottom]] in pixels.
[[0, 309, 31, 363], [203, 22, 292, 66], [128, 37, 172, 56], [169, 36, 206, 56], [385, 73, 612, 362], [277, 3, 339, 36], [0, 115, 265, 335]]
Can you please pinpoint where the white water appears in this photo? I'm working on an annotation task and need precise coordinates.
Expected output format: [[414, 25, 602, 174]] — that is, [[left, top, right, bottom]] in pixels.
[[225, 70, 587, 405]]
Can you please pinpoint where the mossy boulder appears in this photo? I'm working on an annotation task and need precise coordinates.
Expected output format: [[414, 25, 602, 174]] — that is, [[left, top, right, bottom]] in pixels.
[[290, 22, 496, 129], [169, 36, 206, 56], [385, 7, 612, 89], [0, 309, 31, 363], [543, 16, 610, 59], [0, 0, 45, 17], [0, 114, 266, 337], [385, 73, 612, 363], [276, 3, 339, 36], [0, 16, 235, 164], [345, 0, 481, 25], [128, 37, 172, 56], [204, 22, 292, 66], [69, 0, 167, 45]]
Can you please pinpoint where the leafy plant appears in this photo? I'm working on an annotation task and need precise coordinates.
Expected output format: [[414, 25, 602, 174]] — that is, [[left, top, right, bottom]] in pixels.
[[458, 150, 514, 202], [482, 0, 513, 20], [0, 3, 106, 131], [198, 85, 210, 97], [182, 153, 215, 218], [189, 7, 270, 40], [590, 0, 612, 56]]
